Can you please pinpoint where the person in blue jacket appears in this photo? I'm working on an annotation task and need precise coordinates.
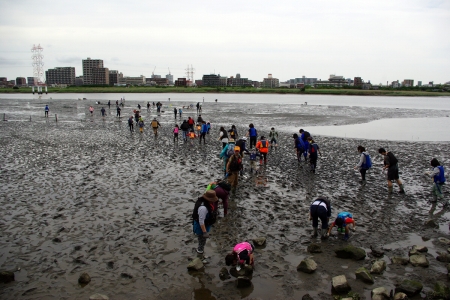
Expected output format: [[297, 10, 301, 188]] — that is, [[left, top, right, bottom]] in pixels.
[[44, 105, 49, 117], [247, 123, 258, 149], [299, 129, 310, 162], [199, 121, 208, 144], [429, 158, 446, 205], [293, 133, 305, 162]]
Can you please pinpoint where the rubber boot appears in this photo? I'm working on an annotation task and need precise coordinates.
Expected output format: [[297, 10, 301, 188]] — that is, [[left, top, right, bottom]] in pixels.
[[343, 234, 349, 241], [399, 184, 405, 194], [388, 186, 393, 194], [321, 230, 328, 240], [312, 227, 318, 237]]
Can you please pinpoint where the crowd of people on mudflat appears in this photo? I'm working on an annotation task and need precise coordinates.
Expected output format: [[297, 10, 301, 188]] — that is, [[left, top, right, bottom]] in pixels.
[[44, 100, 446, 268]]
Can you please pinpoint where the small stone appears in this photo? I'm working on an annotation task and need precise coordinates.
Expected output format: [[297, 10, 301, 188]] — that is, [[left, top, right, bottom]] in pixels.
[[219, 267, 231, 280], [370, 245, 385, 257], [437, 253, 450, 263], [425, 219, 439, 228], [332, 275, 351, 293], [230, 265, 253, 277], [187, 258, 204, 271], [395, 279, 423, 297], [52, 237, 61, 243], [252, 237, 266, 246], [391, 257, 409, 265], [89, 293, 109, 300], [370, 260, 387, 274], [236, 276, 252, 288], [307, 243, 322, 253], [107, 262, 114, 269], [0, 271, 15, 283], [409, 254, 429, 267], [439, 237, 450, 245], [302, 294, 314, 300], [78, 272, 91, 285], [393, 292, 408, 300], [355, 267, 374, 284], [120, 273, 133, 279], [297, 258, 317, 274], [335, 245, 366, 260], [372, 287, 390, 300]]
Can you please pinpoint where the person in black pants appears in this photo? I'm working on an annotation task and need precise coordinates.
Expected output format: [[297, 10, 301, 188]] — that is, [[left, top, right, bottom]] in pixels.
[[309, 197, 331, 239]]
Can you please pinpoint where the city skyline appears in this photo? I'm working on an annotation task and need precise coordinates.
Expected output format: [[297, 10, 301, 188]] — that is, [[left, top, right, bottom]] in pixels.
[[1, 0, 449, 84]]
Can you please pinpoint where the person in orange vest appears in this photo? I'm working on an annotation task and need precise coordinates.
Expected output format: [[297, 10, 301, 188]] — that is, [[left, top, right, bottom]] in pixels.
[[255, 136, 269, 164]]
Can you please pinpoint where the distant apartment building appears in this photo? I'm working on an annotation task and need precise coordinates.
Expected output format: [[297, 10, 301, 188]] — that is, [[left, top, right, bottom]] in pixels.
[[83, 58, 109, 85], [315, 75, 347, 87], [391, 80, 400, 88], [9, 80, 16, 85], [402, 79, 414, 87], [16, 77, 27, 86], [288, 76, 317, 86], [45, 67, 76, 85], [252, 81, 260, 88], [75, 77, 84, 86], [0, 77, 6, 82], [262, 74, 279, 88], [109, 70, 122, 86], [146, 77, 169, 86], [166, 74, 174, 85], [354, 77, 363, 87], [418, 81, 422, 87], [122, 76, 145, 85], [27, 77, 36, 86], [175, 78, 187, 87], [0, 77, 8, 87], [227, 73, 251, 87], [202, 74, 227, 87], [195, 80, 203, 87]]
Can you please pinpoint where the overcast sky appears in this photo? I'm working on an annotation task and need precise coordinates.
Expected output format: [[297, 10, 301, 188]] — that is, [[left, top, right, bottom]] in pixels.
[[1, 0, 449, 84]]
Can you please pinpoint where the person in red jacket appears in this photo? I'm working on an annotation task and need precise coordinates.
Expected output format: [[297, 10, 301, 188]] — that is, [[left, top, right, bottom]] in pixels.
[[255, 136, 269, 164]]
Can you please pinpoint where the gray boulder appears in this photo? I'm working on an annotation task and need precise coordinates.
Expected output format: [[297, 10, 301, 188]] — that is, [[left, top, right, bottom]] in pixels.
[[307, 243, 322, 253], [409, 254, 429, 267], [230, 265, 253, 278], [219, 267, 231, 280], [89, 294, 109, 300], [393, 292, 408, 300], [187, 258, 204, 271], [332, 275, 351, 293], [409, 245, 428, 256], [236, 276, 252, 288], [355, 267, 374, 284], [252, 237, 266, 246], [297, 258, 317, 274], [0, 271, 15, 284], [437, 253, 450, 263], [395, 280, 423, 297], [370, 260, 387, 274], [425, 219, 439, 228], [391, 257, 409, 265], [335, 245, 366, 260], [370, 246, 385, 257], [78, 272, 91, 285], [372, 287, 390, 300]]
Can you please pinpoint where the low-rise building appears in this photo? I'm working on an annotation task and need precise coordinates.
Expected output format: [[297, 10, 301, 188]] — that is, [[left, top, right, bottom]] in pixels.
[[109, 70, 122, 86], [402, 79, 414, 87], [354, 77, 363, 87], [146, 78, 169, 86], [45, 67, 76, 85], [122, 75, 145, 85], [27, 77, 36, 86], [175, 78, 187, 87], [262, 74, 279, 88], [315, 74, 347, 87], [16, 77, 27, 86], [202, 74, 222, 87]]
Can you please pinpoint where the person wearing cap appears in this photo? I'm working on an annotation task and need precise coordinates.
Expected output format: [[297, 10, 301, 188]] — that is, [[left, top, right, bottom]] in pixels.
[[225, 242, 255, 267], [236, 137, 249, 156], [226, 146, 243, 190], [151, 118, 161, 137], [192, 190, 219, 254], [220, 139, 236, 175], [255, 136, 269, 164], [309, 197, 331, 239], [326, 211, 356, 241]]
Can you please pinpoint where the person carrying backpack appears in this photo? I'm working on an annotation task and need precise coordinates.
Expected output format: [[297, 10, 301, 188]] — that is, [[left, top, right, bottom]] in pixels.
[[180, 120, 189, 141], [199, 121, 208, 144], [226, 146, 243, 190], [299, 129, 310, 162], [151, 118, 161, 137], [192, 190, 219, 254], [228, 125, 238, 140], [255, 136, 269, 164], [218, 127, 229, 149], [138, 117, 145, 133], [293, 133, 305, 162], [307, 137, 321, 173], [206, 180, 231, 216], [269, 127, 278, 150], [429, 158, 446, 206], [220, 139, 236, 174], [378, 148, 405, 194], [187, 117, 195, 130], [128, 116, 134, 132], [326, 211, 356, 241], [354, 145, 372, 185]]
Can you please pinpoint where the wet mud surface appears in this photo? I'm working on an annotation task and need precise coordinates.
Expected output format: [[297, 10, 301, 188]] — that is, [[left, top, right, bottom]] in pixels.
[[1, 99, 450, 299]]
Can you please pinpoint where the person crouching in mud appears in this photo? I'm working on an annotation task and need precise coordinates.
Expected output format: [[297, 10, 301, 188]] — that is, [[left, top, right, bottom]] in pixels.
[[192, 190, 218, 254], [309, 197, 331, 239], [225, 242, 255, 268], [326, 212, 356, 241]]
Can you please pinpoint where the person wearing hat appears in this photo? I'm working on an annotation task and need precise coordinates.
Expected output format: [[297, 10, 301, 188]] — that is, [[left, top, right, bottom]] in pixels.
[[326, 211, 356, 241], [226, 146, 243, 190], [236, 136, 250, 157], [220, 138, 236, 175], [192, 190, 219, 254], [151, 118, 161, 137], [225, 241, 255, 267], [255, 136, 269, 164]]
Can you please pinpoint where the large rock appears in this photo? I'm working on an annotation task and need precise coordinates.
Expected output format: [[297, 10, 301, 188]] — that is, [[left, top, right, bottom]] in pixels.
[[391, 257, 409, 265], [230, 265, 253, 278], [0, 271, 15, 284], [370, 260, 387, 274], [307, 243, 322, 253], [432, 281, 450, 299], [355, 267, 374, 284], [409, 254, 429, 267], [187, 258, 204, 271], [78, 272, 91, 285], [297, 258, 317, 274], [335, 245, 366, 260], [409, 245, 428, 256], [393, 292, 408, 300], [219, 267, 231, 280], [370, 246, 385, 258], [395, 280, 423, 297], [252, 237, 266, 246], [332, 275, 351, 293], [372, 287, 390, 300], [89, 294, 109, 300], [236, 276, 251, 288], [437, 253, 450, 263]]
